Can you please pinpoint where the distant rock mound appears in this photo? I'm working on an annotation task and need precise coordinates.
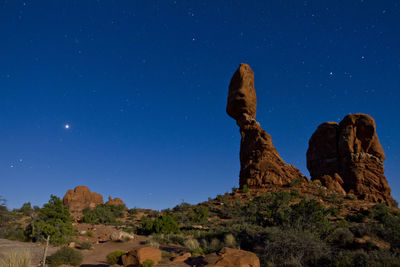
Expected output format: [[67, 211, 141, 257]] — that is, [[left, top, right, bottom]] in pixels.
[[106, 196, 125, 207], [62, 186, 104, 211], [227, 63, 306, 188], [307, 113, 394, 205]]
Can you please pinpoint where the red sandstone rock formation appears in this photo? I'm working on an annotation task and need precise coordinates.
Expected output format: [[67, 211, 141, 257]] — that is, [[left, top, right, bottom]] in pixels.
[[203, 247, 260, 267], [105, 196, 125, 207], [307, 113, 394, 205], [121, 246, 162, 266], [227, 63, 306, 188], [62, 186, 104, 211]]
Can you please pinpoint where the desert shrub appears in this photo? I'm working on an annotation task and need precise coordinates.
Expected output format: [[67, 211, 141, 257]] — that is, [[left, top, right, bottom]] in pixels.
[[128, 208, 138, 215], [142, 259, 155, 267], [209, 238, 223, 252], [288, 199, 331, 234], [184, 238, 200, 251], [29, 195, 74, 245], [345, 212, 366, 223], [331, 249, 400, 267], [336, 219, 349, 228], [46, 247, 83, 267], [146, 237, 160, 249], [242, 185, 249, 193], [220, 197, 245, 219], [188, 206, 209, 224], [290, 178, 306, 187], [18, 202, 33, 216], [245, 192, 292, 227], [106, 250, 126, 264], [224, 233, 237, 248], [77, 241, 92, 250], [80, 204, 124, 224], [0, 249, 31, 267], [368, 204, 400, 248], [327, 227, 354, 247], [260, 228, 331, 266], [137, 214, 179, 235], [345, 193, 356, 200], [86, 231, 94, 237]]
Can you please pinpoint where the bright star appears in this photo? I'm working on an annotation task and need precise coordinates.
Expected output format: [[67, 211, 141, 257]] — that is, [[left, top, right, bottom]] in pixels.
[[64, 124, 70, 129]]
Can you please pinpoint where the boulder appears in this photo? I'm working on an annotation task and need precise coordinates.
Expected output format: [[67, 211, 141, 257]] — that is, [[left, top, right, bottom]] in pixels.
[[62, 186, 103, 211], [227, 63, 257, 121], [121, 246, 162, 266], [203, 247, 260, 267], [110, 230, 134, 241], [171, 252, 191, 262], [307, 113, 394, 205], [227, 64, 306, 188]]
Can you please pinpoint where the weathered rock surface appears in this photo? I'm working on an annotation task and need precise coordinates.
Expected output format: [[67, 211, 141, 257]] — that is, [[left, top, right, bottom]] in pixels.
[[227, 64, 306, 188], [121, 246, 162, 266], [106, 196, 125, 206], [227, 63, 257, 121], [307, 113, 394, 205], [203, 247, 260, 267], [62, 186, 103, 211]]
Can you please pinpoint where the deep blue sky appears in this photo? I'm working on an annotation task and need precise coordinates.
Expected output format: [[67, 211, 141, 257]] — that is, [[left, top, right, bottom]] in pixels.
[[1, 1, 399, 210]]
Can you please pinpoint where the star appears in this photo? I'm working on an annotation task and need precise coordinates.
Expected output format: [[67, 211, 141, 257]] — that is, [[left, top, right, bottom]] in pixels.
[[64, 124, 70, 129]]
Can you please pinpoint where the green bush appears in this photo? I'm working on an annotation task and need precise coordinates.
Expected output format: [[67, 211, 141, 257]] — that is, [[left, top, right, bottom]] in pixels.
[[29, 195, 74, 245], [18, 202, 33, 216], [242, 185, 249, 193], [188, 206, 209, 224], [142, 259, 155, 267], [106, 250, 126, 264], [46, 247, 83, 267], [86, 231, 94, 237], [327, 227, 354, 247], [80, 204, 125, 224], [289, 199, 330, 234], [261, 228, 330, 266], [77, 241, 92, 250], [137, 214, 179, 235]]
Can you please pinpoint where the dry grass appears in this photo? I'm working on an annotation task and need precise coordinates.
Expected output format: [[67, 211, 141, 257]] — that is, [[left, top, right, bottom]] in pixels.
[[0, 250, 31, 267]]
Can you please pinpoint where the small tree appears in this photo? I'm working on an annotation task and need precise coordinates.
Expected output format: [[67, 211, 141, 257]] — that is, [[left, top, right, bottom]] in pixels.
[[30, 195, 74, 245]]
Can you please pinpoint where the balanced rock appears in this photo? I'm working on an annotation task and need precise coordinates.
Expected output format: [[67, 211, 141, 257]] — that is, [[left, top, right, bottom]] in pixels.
[[227, 63, 257, 121], [307, 113, 394, 205], [203, 247, 260, 267], [106, 196, 125, 206], [62, 186, 103, 211], [227, 64, 306, 188]]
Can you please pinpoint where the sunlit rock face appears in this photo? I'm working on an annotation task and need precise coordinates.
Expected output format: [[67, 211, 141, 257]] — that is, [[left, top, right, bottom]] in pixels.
[[63, 185, 104, 211], [307, 113, 394, 205], [227, 63, 306, 188]]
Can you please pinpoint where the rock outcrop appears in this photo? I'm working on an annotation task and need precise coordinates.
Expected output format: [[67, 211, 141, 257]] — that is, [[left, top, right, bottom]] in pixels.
[[203, 247, 260, 267], [106, 196, 125, 206], [307, 113, 394, 205], [121, 246, 162, 266], [62, 186, 104, 211], [227, 63, 306, 188]]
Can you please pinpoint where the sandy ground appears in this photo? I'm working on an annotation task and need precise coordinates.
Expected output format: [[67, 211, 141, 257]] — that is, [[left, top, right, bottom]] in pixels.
[[81, 235, 147, 266], [0, 237, 189, 267]]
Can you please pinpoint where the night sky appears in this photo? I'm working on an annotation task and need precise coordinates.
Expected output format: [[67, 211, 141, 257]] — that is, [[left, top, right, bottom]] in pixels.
[[1, 1, 399, 210]]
